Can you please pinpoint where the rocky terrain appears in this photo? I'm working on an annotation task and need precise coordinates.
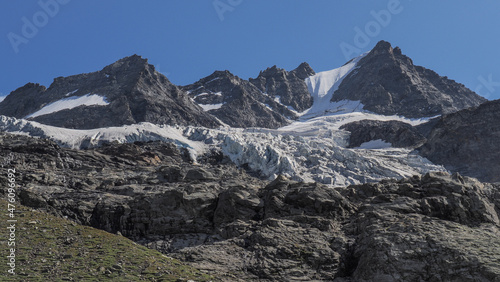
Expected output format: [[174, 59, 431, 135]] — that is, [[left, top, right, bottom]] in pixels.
[[1, 133, 499, 281], [332, 41, 486, 118], [340, 119, 427, 148], [0, 41, 486, 131], [419, 99, 500, 183]]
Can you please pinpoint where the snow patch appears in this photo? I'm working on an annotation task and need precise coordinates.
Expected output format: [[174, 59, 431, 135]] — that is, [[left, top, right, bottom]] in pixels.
[[199, 103, 224, 111], [355, 139, 392, 149], [0, 115, 206, 161], [206, 77, 222, 84], [25, 94, 110, 119], [64, 89, 79, 96]]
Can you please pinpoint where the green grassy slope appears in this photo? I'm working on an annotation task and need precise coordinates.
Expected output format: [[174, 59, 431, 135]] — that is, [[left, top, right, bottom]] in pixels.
[[0, 199, 215, 281]]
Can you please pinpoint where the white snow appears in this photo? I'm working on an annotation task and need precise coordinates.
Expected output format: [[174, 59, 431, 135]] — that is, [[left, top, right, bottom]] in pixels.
[[195, 92, 222, 98], [25, 94, 109, 119], [0, 112, 445, 187], [0, 96, 6, 103], [355, 139, 392, 149], [183, 111, 446, 186], [65, 89, 79, 96], [300, 53, 368, 119], [205, 77, 222, 84], [199, 103, 224, 111], [0, 115, 206, 161]]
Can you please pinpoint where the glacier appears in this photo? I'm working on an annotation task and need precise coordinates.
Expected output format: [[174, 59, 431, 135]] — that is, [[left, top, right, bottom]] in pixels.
[[0, 110, 445, 187], [0, 51, 447, 187]]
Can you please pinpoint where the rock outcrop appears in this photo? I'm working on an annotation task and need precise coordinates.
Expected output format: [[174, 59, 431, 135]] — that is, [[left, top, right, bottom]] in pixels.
[[340, 119, 427, 148], [0, 55, 220, 129], [249, 62, 315, 112], [332, 41, 487, 118], [419, 99, 500, 182], [2, 132, 499, 281]]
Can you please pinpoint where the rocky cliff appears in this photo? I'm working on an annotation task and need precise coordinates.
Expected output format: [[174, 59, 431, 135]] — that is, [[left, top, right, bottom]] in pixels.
[[419, 99, 500, 182], [340, 119, 427, 148]]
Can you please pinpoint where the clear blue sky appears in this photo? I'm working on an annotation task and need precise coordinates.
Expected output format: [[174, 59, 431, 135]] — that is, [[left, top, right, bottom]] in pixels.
[[1, 0, 500, 100]]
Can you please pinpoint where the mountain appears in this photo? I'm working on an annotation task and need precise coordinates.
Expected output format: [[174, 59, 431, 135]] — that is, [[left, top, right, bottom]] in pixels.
[[1, 40, 499, 281], [0, 41, 486, 130], [0, 55, 220, 129], [330, 40, 486, 118], [182, 69, 299, 128], [249, 62, 315, 112], [419, 99, 500, 182]]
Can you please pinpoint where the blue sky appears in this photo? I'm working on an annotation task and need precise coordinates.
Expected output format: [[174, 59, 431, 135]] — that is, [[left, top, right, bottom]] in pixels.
[[1, 0, 500, 100]]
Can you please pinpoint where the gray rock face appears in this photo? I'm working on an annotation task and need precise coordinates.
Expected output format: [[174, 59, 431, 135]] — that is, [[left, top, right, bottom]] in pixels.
[[332, 41, 487, 118], [419, 99, 500, 182], [0, 83, 47, 118], [182, 70, 295, 128], [340, 119, 427, 148], [2, 133, 499, 281], [0, 55, 220, 129], [249, 62, 315, 112]]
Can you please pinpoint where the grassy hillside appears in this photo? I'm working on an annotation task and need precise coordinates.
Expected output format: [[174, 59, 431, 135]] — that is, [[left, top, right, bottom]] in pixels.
[[0, 199, 215, 281]]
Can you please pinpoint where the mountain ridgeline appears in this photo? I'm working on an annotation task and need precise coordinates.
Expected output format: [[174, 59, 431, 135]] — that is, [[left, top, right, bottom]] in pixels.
[[0, 55, 220, 129], [0, 41, 497, 183], [0, 41, 486, 130]]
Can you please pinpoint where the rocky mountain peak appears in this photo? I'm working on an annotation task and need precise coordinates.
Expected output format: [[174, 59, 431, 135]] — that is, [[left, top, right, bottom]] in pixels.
[[182, 69, 295, 128], [249, 62, 314, 112], [260, 65, 285, 76], [202, 70, 239, 84], [331, 40, 486, 118], [291, 62, 315, 79], [104, 54, 148, 71], [368, 40, 403, 58], [359, 40, 413, 67], [370, 40, 393, 53]]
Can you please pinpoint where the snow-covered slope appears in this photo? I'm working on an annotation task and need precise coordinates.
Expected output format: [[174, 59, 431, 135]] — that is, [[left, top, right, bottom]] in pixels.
[[300, 53, 367, 119], [25, 94, 109, 119], [0, 115, 205, 160]]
